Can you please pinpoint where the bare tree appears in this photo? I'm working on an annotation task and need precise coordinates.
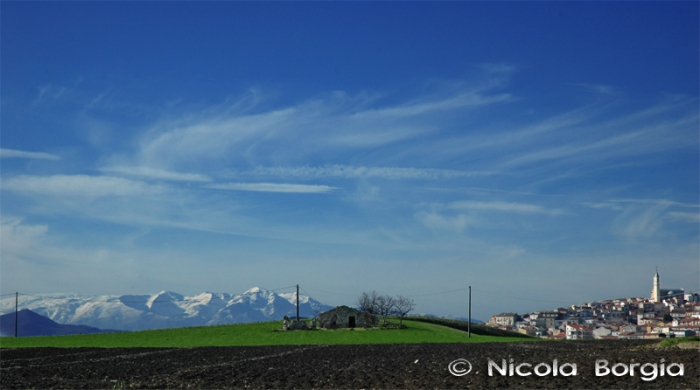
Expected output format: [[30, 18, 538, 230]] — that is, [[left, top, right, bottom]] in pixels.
[[394, 295, 416, 325], [357, 290, 379, 315], [376, 294, 396, 325]]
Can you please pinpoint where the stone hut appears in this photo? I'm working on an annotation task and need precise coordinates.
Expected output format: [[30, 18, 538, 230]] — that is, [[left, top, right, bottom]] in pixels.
[[318, 305, 378, 329], [282, 315, 310, 331]]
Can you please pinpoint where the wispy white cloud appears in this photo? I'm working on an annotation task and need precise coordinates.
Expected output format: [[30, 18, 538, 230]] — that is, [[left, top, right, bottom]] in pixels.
[[0, 217, 49, 256], [101, 166, 211, 182], [609, 198, 700, 209], [139, 106, 298, 166], [2, 175, 163, 197], [495, 101, 698, 172], [413, 199, 566, 234], [95, 67, 698, 192], [447, 200, 566, 215], [582, 202, 624, 211], [0, 216, 184, 295], [414, 210, 472, 232], [348, 90, 512, 121], [666, 211, 700, 223], [34, 83, 68, 104], [247, 165, 491, 180], [346, 182, 381, 202], [614, 203, 669, 239], [131, 71, 513, 169], [207, 182, 339, 194], [0, 148, 61, 161], [390, 97, 698, 184], [583, 198, 698, 238], [584, 198, 699, 212], [568, 83, 617, 95]]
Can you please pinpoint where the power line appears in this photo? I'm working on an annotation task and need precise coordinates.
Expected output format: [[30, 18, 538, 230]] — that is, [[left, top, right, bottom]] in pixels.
[[407, 287, 472, 298], [472, 288, 573, 305], [264, 285, 297, 292], [299, 287, 321, 302], [405, 286, 573, 305], [302, 287, 356, 298]]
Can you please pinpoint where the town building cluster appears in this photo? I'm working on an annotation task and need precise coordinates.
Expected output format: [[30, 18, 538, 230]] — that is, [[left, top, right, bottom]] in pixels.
[[487, 269, 700, 340]]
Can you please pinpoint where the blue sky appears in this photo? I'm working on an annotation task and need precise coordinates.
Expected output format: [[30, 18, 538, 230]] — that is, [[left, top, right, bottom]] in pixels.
[[1, 2, 698, 320]]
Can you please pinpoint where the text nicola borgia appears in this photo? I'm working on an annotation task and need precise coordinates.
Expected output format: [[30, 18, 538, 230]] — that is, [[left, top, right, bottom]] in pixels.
[[487, 358, 684, 381]]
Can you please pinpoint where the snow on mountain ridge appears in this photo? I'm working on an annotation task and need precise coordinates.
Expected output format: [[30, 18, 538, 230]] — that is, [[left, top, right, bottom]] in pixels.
[[278, 292, 329, 315], [0, 287, 333, 331]]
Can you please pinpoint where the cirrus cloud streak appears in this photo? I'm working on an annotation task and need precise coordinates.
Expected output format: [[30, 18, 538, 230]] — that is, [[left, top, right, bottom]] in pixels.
[[0, 148, 61, 161], [207, 182, 340, 194]]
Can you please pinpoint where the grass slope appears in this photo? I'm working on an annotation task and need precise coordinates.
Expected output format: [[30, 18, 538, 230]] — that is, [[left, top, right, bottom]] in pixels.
[[0, 320, 534, 348], [658, 335, 700, 347], [405, 316, 534, 338]]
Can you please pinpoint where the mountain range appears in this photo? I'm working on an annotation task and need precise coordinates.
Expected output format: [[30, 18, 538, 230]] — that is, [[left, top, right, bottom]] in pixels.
[[0, 287, 333, 332]]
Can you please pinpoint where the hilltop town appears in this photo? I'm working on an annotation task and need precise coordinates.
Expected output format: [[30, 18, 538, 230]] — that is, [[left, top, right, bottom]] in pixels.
[[487, 269, 700, 340]]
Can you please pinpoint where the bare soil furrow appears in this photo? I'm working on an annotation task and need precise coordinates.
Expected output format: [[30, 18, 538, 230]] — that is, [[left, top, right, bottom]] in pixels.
[[1, 341, 697, 389]]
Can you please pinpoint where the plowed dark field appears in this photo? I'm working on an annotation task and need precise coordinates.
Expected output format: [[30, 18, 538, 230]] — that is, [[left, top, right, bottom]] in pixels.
[[1, 341, 698, 389]]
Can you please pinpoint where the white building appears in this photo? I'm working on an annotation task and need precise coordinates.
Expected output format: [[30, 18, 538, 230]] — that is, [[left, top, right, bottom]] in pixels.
[[566, 324, 593, 340]]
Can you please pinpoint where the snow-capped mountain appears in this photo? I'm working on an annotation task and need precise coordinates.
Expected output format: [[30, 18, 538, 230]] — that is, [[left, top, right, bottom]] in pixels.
[[0, 287, 333, 331]]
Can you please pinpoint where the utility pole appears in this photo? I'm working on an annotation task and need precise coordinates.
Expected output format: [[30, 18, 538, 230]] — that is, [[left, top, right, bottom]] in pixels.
[[15, 292, 18, 338], [296, 284, 300, 321], [468, 286, 471, 338]]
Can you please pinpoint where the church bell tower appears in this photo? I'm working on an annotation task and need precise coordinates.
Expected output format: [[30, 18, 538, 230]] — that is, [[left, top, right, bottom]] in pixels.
[[651, 267, 660, 303]]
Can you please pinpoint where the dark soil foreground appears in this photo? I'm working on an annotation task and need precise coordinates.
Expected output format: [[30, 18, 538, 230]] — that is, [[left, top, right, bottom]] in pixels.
[[1, 341, 698, 389]]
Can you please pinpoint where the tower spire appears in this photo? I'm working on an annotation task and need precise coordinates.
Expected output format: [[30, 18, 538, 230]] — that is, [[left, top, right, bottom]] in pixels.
[[651, 267, 661, 302]]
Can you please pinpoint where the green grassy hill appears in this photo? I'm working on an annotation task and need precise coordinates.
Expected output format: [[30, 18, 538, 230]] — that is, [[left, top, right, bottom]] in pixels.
[[0, 319, 535, 348], [405, 316, 534, 338]]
